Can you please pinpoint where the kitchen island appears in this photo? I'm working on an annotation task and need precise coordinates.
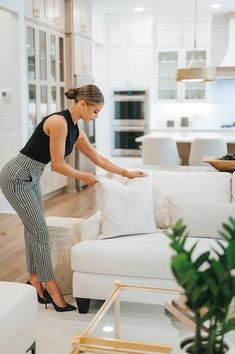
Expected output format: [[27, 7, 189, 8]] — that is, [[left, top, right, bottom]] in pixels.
[[135, 128, 235, 165]]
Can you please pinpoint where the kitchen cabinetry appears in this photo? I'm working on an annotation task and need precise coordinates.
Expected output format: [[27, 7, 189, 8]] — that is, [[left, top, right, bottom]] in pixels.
[[107, 16, 153, 88], [47, 0, 65, 31], [109, 48, 152, 88], [108, 18, 152, 47], [73, 0, 92, 37], [156, 18, 212, 102], [25, 0, 47, 24], [156, 48, 208, 101], [74, 36, 92, 76], [73, 0, 92, 77], [156, 20, 211, 47], [157, 51, 179, 100], [25, 0, 65, 31], [41, 165, 68, 196], [26, 22, 67, 195]]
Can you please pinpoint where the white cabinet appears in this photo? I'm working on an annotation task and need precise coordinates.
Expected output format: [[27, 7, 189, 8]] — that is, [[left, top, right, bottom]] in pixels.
[[182, 20, 212, 47], [74, 36, 92, 76], [155, 18, 212, 102], [51, 170, 68, 192], [26, 23, 66, 132], [156, 22, 182, 47], [156, 20, 211, 47], [108, 18, 152, 47], [107, 16, 153, 88], [184, 50, 207, 100], [40, 164, 52, 196], [73, 1, 92, 37], [41, 165, 68, 196], [109, 48, 152, 88], [156, 48, 209, 101], [47, 0, 65, 31], [73, 0, 92, 77], [157, 51, 179, 100], [25, 0, 47, 23], [26, 23, 67, 196], [25, 0, 65, 30]]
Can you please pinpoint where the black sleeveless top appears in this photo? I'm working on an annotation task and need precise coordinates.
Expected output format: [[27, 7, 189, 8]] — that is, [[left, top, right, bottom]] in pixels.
[[20, 110, 79, 164]]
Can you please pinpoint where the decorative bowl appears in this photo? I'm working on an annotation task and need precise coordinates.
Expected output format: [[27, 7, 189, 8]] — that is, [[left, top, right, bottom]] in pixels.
[[203, 156, 235, 172]]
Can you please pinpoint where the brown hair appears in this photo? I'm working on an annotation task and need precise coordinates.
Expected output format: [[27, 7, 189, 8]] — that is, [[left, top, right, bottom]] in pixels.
[[64, 85, 104, 105]]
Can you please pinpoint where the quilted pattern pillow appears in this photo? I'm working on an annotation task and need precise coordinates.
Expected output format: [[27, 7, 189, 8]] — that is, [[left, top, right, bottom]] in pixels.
[[97, 176, 157, 239]]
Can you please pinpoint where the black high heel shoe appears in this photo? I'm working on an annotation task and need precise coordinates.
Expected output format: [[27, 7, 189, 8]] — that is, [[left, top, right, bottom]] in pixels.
[[26, 280, 49, 304], [43, 289, 77, 312]]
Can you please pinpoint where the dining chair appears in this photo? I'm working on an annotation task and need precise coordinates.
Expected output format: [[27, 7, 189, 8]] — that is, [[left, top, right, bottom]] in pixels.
[[188, 138, 227, 166], [142, 136, 182, 165]]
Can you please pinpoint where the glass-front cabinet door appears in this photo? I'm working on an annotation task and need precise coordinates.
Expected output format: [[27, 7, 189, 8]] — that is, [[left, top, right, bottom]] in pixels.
[[27, 26, 36, 80], [50, 34, 56, 82], [157, 51, 178, 100], [26, 22, 66, 135], [28, 84, 37, 135], [156, 49, 208, 102], [184, 50, 206, 100], [39, 30, 47, 81]]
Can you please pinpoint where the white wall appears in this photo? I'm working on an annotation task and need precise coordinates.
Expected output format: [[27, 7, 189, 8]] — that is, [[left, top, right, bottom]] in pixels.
[[0, 10, 21, 163], [0, 1, 27, 212], [0, 1, 28, 170]]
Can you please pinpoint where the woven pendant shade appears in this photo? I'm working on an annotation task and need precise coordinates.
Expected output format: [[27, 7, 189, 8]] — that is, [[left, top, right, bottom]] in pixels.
[[176, 67, 216, 82], [176, 0, 216, 83]]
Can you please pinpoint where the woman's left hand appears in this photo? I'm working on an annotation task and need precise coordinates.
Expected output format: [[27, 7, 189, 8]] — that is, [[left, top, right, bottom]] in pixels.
[[123, 169, 147, 179]]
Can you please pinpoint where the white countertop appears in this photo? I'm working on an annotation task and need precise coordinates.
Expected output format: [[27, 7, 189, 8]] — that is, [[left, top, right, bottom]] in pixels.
[[135, 128, 235, 143]]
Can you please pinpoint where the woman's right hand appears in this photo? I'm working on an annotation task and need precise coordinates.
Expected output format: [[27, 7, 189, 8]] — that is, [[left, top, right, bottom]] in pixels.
[[80, 172, 98, 185]]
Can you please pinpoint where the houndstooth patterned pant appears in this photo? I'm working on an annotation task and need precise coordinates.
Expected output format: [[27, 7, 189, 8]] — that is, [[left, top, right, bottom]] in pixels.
[[0, 153, 54, 282]]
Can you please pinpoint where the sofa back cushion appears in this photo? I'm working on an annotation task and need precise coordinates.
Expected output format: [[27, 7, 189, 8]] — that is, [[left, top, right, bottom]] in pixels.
[[151, 171, 232, 228], [163, 195, 235, 238]]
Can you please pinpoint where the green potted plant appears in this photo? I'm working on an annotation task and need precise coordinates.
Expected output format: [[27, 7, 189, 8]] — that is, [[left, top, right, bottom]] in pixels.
[[167, 217, 235, 354]]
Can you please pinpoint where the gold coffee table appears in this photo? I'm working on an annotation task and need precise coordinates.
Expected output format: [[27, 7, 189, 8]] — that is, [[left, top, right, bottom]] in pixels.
[[70, 282, 192, 354]]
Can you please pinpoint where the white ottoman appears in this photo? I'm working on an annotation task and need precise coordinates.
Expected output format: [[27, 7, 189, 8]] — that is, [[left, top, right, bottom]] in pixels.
[[46, 216, 84, 295], [0, 281, 37, 354]]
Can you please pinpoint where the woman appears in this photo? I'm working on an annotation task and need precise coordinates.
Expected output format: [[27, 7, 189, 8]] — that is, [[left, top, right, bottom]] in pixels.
[[0, 85, 145, 312]]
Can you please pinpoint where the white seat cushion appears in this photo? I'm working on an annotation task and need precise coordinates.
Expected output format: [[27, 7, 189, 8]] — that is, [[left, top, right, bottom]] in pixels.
[[0, 282, 37, 353], [71, 233, 220, 280]]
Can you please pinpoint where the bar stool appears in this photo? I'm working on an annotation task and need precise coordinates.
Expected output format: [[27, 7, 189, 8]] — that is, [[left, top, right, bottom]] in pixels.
[[142, 137, 182, 165], [189, 138, 227, 166]]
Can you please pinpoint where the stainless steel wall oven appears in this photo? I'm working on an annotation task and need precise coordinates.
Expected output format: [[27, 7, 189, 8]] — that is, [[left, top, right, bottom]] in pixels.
[[111, 90, 148, 156], [111, 126, 148, 157], [112, 90, 148, 126]]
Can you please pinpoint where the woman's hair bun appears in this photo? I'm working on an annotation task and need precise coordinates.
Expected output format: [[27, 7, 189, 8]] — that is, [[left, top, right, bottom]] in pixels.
[[64, 88, 79, 100]]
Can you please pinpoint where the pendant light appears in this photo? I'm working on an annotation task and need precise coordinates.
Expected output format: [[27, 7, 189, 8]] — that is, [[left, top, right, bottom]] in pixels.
[[176, 0, 216, 82]]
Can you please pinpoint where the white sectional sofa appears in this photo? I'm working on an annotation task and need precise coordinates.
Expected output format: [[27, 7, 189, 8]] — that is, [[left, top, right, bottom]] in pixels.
[[71, 170, 235, 313]]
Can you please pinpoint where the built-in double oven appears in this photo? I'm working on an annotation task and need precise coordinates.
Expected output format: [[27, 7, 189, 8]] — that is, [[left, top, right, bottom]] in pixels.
[[111, 90, 148, 156]]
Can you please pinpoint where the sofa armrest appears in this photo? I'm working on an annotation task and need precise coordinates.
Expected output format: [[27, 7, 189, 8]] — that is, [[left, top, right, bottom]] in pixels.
[[80, 211, 102, 241]]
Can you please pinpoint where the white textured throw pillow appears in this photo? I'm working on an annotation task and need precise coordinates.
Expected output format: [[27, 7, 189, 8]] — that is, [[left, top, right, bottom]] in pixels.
[[164, 195, 235, 238], [97, 176, 157, 239]]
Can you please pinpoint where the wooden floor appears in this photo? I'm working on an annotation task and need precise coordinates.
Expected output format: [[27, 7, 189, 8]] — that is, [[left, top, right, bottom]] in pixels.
[[0, 186, 99, 283]]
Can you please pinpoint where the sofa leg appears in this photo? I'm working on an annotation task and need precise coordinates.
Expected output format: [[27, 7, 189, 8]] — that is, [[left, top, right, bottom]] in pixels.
[[76, 297, 91, 313], [26, 341, 36, 354]]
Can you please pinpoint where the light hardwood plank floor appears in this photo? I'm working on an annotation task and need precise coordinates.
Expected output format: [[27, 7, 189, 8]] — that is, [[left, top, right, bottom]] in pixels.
[[0, 186, 99, 283]]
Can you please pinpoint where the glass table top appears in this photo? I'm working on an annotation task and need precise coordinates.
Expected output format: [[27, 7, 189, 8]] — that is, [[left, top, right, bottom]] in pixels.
[[71, 283, 193, 354]]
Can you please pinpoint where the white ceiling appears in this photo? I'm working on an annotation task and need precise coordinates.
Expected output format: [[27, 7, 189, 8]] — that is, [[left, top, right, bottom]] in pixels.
[[91, 0, 235, 18]]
